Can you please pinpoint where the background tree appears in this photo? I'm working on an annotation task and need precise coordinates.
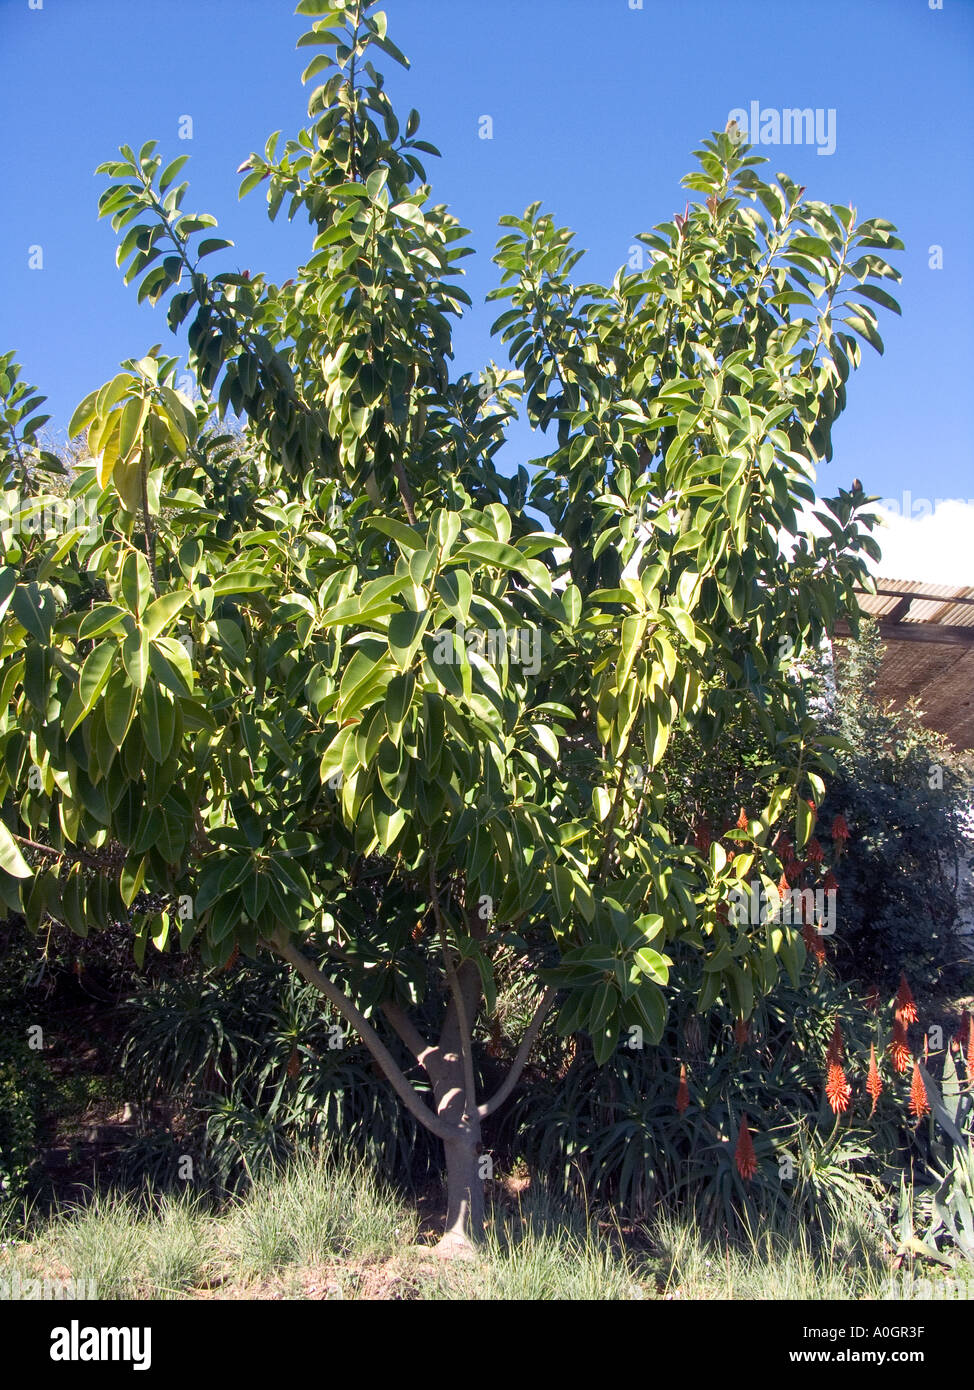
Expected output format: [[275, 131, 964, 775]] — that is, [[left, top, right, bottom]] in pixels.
[[0, 0, 901, 1248], [817, 621, 974, 995]]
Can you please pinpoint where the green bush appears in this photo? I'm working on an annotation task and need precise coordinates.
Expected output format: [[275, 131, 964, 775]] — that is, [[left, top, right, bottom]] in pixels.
[[117, 955, 442, 1196], [500, 955, 939, 1242], [0, 1036, 47, 1210], [819, 621, 974, 995], [0, 929, 49, 1210]]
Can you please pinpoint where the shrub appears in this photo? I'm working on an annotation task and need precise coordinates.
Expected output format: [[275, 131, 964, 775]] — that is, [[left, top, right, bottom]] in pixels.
[[0, 929, 50, 1210], [499, 954, 956, 1245], [819, 621, 974, 995], [0, 1035, 47, 1210], [117, 955, 442, 1196]]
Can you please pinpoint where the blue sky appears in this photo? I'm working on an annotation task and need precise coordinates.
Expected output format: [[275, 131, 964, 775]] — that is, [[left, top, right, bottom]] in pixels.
[[1, 0, 972, 548]]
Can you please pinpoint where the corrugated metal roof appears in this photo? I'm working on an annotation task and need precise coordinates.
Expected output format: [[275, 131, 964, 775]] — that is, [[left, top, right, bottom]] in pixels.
[[856, 580, 974, 628], [835, 580, 974, 750]]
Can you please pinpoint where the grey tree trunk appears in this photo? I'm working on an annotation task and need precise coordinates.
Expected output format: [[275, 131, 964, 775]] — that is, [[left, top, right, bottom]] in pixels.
[[280, 942, 555, 1251], [427, 1002, 483, 1252], [441, 1128, 484, 1250]]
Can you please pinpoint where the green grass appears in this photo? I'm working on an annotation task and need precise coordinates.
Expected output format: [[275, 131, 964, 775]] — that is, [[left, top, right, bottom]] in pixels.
[[0, 1158, 962, 1300], [643, 1206, 892, 1300], [10, 1189, 215, 1299], [219, 1157, 417, 1279]]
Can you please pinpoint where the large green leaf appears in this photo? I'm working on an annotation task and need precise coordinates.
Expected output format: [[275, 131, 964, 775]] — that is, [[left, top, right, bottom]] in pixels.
[[72, 641, 117, 733], [11, 583, 55, 642], [120, 549, 152, 617], [143, 589, 190, 640], [449, 541, 551, 594], [104, 669, 137, 749], [388, 608, 429, 670], [0, 822, 31, 878]]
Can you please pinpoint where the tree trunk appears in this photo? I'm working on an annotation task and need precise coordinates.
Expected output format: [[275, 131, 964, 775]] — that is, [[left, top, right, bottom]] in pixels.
[[441, 1127, 483, 1254], [427, 1030, 483, 1254], [279, 942, 556, 1252]]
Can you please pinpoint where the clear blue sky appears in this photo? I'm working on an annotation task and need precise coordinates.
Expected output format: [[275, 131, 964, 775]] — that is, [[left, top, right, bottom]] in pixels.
[[1, 0, 972, 509]]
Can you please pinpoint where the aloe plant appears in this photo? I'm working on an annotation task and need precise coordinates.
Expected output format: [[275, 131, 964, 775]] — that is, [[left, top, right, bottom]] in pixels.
[[918, 1053, 974, 1265]]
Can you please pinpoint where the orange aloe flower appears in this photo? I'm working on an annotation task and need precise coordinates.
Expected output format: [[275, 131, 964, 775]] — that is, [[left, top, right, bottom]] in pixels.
[[895, 974, 918, 1026], [866, 1043, 883, 1115], [736, 807, 748, 830], [825, 1061, 851, 1115], [735, 1116, 758, 1181], [734, 1017, 750, 1046], [823, 869, 839, 893], [806, 837, 825, 864], [831, 813, 850, 843], [909, 1060, 930, 1119], [676, 1063, 690, 1115], [826, 1019, 844, 1065], [888, 1016, 912, 1074]]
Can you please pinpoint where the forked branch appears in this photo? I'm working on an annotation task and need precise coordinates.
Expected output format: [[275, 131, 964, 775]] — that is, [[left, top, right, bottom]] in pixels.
[[478, 986, 558, 1119], [277, 939, 457, 1143]]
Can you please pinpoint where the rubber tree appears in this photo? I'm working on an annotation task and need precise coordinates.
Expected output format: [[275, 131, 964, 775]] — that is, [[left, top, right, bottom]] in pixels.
[[0, 1, 901, 1249]]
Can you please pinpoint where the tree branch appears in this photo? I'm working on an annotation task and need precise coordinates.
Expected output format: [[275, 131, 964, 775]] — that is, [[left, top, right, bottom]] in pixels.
[[392, 454, 417, 523], [13, 835, 63, 860], [478, 986, 557, 1119], [380, 1000, 436, 1068], [429, 861, 477, 1122], [392, 362, 418, 523], [276, 939, 458, 1143]]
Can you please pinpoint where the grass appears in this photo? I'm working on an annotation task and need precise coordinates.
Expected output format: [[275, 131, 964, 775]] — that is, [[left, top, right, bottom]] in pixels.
[[645, 1206, 892, 1299], [0, 1157, 964, 1300]]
